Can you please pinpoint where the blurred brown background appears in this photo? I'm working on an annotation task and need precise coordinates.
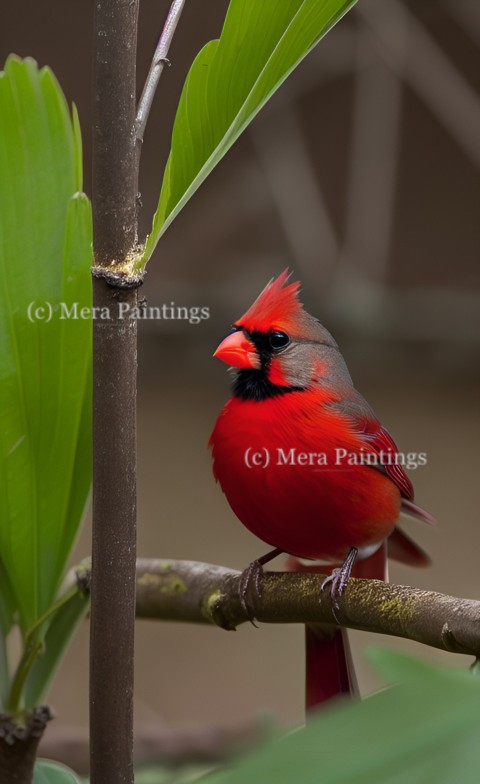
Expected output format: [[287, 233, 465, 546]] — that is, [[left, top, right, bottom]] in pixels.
[[2, 0, 480, 747]]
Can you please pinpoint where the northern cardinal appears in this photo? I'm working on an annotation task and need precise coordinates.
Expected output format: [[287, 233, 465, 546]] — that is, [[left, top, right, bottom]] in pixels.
[[210, 270, 433, 709]]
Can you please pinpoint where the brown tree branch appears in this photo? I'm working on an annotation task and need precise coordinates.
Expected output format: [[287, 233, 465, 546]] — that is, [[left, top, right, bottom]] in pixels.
[[72, 559, 480, 658]]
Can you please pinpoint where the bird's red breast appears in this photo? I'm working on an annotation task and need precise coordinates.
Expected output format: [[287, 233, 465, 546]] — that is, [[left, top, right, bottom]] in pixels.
[[210, 388, 400, 561]]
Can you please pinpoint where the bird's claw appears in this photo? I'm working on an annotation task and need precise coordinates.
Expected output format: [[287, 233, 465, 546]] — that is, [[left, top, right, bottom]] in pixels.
[[321, 568, 346, 622], [238, 560, 264, 627], [238, 548, 282, 626], [321, 547, 358, 623]]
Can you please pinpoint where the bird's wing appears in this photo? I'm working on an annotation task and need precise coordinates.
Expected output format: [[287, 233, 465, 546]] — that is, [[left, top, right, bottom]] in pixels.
[[363, 421, 415, 501], [330, 392, 435, 566], [354, 402, 436, 525], [329, 392, 414, 500], [331, 393, 436, 526]]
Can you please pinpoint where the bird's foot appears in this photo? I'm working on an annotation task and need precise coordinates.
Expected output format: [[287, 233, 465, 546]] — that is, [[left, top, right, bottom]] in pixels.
[[238, 547, 283, 626], [239, 561, 263, 627], [321, 547, 358, 623]]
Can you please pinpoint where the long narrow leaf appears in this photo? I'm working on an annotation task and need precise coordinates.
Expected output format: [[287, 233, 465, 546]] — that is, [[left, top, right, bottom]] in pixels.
[[141, 0, 357, 266], [0, 57, 92, 631]]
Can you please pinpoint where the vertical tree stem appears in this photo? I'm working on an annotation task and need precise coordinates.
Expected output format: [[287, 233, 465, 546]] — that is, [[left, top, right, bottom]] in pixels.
[[93, 0, 139, 263], [91, 2, 140, 783]]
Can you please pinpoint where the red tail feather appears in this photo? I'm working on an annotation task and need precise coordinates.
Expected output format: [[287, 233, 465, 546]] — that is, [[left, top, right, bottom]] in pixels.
[[286, 543, 387, 712], [305, 626, 356, 709]]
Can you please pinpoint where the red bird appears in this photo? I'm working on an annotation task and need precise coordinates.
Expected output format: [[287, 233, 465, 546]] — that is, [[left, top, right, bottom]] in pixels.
[[210, 271, 433, 708]]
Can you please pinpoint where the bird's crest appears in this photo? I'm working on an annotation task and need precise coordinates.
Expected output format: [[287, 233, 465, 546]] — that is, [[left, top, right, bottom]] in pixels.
[[237, 269, 303, 333]]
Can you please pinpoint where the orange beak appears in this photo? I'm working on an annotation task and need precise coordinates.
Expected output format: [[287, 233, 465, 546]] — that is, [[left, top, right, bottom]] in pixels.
[[213, 330, 259, 369]]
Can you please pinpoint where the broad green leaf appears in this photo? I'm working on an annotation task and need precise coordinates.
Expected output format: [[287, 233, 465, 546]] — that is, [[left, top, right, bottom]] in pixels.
[[134, 766, 215, 784], [364, 646, 474, 686], [140, 0, 357, 266], [34, 759, 82, 784], [0, 57, 92, 631], [205, 651, 480, 784]]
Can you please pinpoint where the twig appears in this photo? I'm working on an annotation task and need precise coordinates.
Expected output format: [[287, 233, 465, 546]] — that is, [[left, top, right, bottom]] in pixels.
[[70, 559, 480, 658], [135, 0, 187, 145]]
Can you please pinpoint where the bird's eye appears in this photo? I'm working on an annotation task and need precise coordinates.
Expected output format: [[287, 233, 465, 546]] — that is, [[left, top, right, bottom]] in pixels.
[[268, 331, 290, 351]]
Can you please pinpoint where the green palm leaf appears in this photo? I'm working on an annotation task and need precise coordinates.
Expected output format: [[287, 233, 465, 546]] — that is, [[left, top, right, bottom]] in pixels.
[[0, 57, 92, 635], [140, 0, 357, 267]]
